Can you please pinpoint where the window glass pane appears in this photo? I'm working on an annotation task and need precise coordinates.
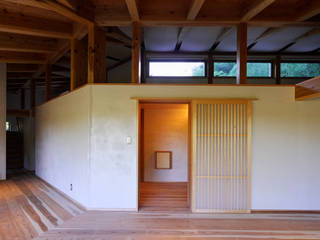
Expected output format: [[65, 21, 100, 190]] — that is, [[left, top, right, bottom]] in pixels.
[[6, 122, 10, 131], [214, 62, 236, 77], [149, 61, 205, 77], [214, 62, 272, 77], [247, 62, 272, 77], [281, 63, 320, 78]]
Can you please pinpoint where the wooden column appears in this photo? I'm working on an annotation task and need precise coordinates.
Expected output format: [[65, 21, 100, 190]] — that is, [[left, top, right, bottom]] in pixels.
[[71, 38, 88, 90], [0, 63, 6, 180], [275, 55, 281, 84], [237, 23, 247, 84], [20, 88, 25, 110], [45, 64, 52, 101], [141, 47, 145, 83], [208, 53, 213, 84], [88, 25, 106, 84], [132, 22, 141, 84]]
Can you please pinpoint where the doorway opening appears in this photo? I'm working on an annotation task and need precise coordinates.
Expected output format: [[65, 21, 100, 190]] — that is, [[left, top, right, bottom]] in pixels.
[[138, 102, 191, 212]]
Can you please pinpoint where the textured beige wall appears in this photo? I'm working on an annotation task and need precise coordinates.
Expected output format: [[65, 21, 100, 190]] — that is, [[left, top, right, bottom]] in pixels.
[[142, 104, 188, 182]]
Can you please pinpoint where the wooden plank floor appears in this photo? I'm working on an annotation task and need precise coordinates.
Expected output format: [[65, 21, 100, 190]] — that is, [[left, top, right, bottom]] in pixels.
[[0, 172, 85, 240], [35, 211, 320, 239], [139, 182, 189, 212]]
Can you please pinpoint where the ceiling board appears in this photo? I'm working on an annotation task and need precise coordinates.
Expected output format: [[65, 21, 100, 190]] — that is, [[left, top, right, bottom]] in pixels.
[[285, 33, 320, 52], [251, 27, 313, 52], [180, 27, 223, 51], [144, 27, 180, 51]]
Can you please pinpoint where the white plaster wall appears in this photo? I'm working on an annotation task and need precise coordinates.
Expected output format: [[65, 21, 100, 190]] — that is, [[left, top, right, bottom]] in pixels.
[[91, 84, 320, 210], [35, 87, 91, 207], [0, 63, 6, 180], [36, 84, 320, 210]]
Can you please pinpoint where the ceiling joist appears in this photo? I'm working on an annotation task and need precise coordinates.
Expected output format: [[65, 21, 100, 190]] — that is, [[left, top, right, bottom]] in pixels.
[[4, 0, 94, 26], [0, 11, 73, 39], [241, 0, 276, 21], [296, 1, 320, 21], [125, 0, 140, 21], [0, 51, 47, 64]]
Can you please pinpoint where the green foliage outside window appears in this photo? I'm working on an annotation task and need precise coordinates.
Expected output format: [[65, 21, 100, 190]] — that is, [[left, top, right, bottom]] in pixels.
[[281, 63, 320, 78]]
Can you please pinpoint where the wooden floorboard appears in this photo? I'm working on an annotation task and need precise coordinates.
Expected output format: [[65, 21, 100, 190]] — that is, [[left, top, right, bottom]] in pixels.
[[35, 211, 320, 239], [0, 172, 84, 240], [139, 182, 189, 211]]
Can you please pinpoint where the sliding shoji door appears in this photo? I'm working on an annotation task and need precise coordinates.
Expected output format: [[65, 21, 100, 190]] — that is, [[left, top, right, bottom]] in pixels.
[[192, 100, 252, 213]]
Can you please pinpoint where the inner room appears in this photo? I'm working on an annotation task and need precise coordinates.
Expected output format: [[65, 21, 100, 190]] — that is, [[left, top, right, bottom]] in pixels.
[[139, 102, 190, 211], [1, 0, 320, 239]]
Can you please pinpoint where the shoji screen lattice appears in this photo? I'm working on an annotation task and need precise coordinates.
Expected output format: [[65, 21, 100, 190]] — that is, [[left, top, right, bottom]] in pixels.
[[192, 100, 252, 213]]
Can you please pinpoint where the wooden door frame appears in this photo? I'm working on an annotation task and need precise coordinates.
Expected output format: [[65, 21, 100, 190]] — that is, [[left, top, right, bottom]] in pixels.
[[136, 99, 192, 211]]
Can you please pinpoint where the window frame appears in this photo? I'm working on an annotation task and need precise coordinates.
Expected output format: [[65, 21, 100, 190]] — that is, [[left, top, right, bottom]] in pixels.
[[280, 60, 320, 79], [213, 60, 274, 79], [146, 59, 208, 78]]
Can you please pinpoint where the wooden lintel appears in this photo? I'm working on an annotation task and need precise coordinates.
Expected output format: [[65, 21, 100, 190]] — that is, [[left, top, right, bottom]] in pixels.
[[236, 23, 247, 84]]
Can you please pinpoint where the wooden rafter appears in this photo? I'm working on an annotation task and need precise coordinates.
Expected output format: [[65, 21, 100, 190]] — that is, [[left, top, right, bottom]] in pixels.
[[241, 0, 276, 22], [4, 0, 94, 25], [0, 51, 46, 64], [187, 0, 206, 20], [278, 28, 320, 52], [175, 0, 206, 51], [107, 56, 131, 71], [0, 11, 73, 39], [125, 0, 139, 21], [247, 27, 284, 49], [0, 32, 58, 53], [296, 1, 320, 22], [210, 27, 233, 51]]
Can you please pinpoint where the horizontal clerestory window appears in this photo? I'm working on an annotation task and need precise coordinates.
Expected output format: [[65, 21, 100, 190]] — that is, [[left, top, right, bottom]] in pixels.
[[213, 62, 272, 77], [280, 62, 320, 78], [148, 61, 206, 77]]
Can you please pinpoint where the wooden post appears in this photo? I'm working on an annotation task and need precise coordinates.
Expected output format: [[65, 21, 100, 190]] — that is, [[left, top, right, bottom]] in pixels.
[[0, 63, 6, 180], [141, 47, 145, 83], [45, 64, 52, 101], [20, 88, 25, 110], [71, 38, 88, 90], [275, 55, 281, 84], [131, 21, 141, 84], [208, 53, 213, 84], [237, 23, 247, 84], [88, 25, 106, 84]]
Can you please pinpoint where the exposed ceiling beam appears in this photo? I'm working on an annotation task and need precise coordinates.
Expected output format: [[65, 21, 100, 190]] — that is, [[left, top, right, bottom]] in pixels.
[[296, 1, 320, 21], [187, 0, 206, 20], [175, 0, 206, 51], [7, 64, 39, 73], [4, 0, 94, 25], [278, 28, 320, 52], [247, 27, 284, 50], [106, 28, 132, 45], [241, 0, 276, 21], [56, 0, 78, 10], [0, 32, 58, 53], [124, 0, 140, 21], [0, 12, 73, 39], [107, 56, 131, 71], [97, 19, 320, 27], [0, 51, 47, 64], [210, 27, 234, 51]]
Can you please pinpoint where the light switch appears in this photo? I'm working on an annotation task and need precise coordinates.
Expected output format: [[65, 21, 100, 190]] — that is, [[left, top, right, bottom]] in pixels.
[[126, 136, 132, 144]]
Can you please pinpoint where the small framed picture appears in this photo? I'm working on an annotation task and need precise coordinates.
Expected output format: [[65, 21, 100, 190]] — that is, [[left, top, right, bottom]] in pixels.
[[155, 151, 172, 169]]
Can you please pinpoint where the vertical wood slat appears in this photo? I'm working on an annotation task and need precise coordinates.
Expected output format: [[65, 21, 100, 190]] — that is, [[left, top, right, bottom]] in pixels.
[[193, 100, 251, 213]]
